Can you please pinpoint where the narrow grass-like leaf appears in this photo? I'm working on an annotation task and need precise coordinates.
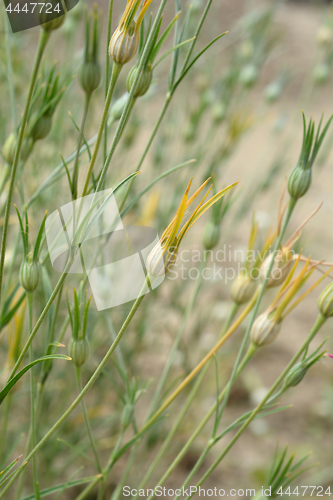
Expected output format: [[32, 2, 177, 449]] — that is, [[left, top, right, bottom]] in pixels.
[[20, 475, 102, 500], [0, 355, 71, 405]]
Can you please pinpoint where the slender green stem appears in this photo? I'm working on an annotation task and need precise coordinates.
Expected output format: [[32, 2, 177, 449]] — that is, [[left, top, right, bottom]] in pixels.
[[75, 367, 102, 474], [103, 0, 114, 163], [161, 200, 295, 499], [0, 395, 11, 464], [72, 93, 92, 200], [114, 259, 208, 500], [191, 313, 327, 494], [95, 0, 168, 194], [214, 198, 296, 427], [147, 339, 257, 500], [148, 257, 207, 417], [173, 344, 257, 500], [5, 15, 17, 130], [27, 292, 40, 500], [130, 303, 240, 500], [0, 29, 50, 309], [0, 282, 147, 498], [140, 288, 260, 436], [81, 62, 122, 197], [137, 365, 209, 499], [118, 97, 171, 212], [8, 263, 71, 380]]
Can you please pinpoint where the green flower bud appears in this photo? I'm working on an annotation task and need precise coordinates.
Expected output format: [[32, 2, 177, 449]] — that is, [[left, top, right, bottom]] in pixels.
[[203, 221, 220, 250], [2, 133, 16, 165], [318, 282, 333, 318], [287, 114, 333, 201], [20, 252, 41, 292], [80, 6, 101, 95], [282, 361, 307, 389], [3, 133, 32, 165], [126, 65, 153, 97], [287, 165, 312, 200], [39, 0, 66, 32], [231, 272, 257, 305], [109, 23, 139, 65], [250, 311, 282, 347], [239, 64, 258, 88], [30, 114, 52, 142], [69, 338, 90, 367], [79, 61, 102, 94]]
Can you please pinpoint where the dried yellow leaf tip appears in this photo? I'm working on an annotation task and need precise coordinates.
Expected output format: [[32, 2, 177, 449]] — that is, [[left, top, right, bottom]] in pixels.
[[146, 178, 238, 280]]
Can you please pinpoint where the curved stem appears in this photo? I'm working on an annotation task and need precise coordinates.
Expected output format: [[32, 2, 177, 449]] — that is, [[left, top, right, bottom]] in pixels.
[[140, 288, 260, 435], [27, 292, 40, 500], [173, 344, 258, 500], [103, 0, 114, 164], [7, 268, 70, 381], [81, 62, 122, 197], [191, 313, 327, 494], [75, 367, 102, 474], [118, 97, 171, 212], [72, 93, 92, 200], [148, 338, 257, 500], [0, 281, 147, 499], [0, 28, 50, 309]]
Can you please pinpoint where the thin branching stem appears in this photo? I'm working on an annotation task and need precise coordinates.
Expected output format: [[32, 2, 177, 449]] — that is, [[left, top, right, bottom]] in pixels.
[[0, 29, 50, 309]]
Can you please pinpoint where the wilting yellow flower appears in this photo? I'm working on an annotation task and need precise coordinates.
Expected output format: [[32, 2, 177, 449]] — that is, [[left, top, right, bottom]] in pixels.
[[109, 0, 154, 64], [146, 178, 238, 280], [261, 195, 333, 287], [251, 256, 333, 347]]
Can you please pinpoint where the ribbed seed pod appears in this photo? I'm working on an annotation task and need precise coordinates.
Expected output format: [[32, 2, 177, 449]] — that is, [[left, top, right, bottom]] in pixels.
[[287, 165, 312, 200], [79, 61, 102, 94], [3, 133, 32, 164], [109, 23, 139, 65], [250, 312, 282, 347], [231, 272, 257, 305], [126, 65, 153, 97], [282, 362, 307, 389], [20, 257, 41, 292], [260, 250, 293, 288], [30, 114, 52, 142], [318, 282, 333, 318], [69, 338, 90, 367], [2, 133, 16, 165]]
